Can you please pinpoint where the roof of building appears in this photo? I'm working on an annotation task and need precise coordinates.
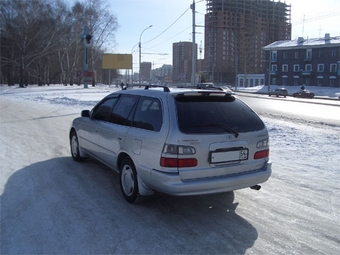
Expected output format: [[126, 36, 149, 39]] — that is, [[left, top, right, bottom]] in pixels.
[[263, 34, 340, 50]]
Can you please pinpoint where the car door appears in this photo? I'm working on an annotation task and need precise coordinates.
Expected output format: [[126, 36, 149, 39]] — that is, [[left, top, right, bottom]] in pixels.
[[96, 95, 139, 170], [79, 96, 118, 157]]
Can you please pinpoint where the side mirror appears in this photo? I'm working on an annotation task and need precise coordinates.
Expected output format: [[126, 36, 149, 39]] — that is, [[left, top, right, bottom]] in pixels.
[[81, 110, 90, 117]]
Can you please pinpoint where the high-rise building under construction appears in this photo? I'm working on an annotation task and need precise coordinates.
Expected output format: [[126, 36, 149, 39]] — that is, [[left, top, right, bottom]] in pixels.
[[204, 0, 291, 84]]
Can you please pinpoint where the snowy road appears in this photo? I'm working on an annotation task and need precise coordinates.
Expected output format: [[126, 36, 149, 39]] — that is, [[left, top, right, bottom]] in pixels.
[[1, 86, 339, 254]]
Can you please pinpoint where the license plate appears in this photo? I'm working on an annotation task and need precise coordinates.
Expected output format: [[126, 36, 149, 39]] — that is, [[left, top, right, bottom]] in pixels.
[[210, 149, 248, 163]]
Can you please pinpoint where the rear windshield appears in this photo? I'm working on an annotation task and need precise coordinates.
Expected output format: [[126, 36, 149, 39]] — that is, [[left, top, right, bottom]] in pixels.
[[175, 95, 265, 134]]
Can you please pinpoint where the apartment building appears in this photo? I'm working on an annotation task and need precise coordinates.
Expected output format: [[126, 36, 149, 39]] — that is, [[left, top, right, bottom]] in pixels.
[[204, 0, 291, 84], [140, 62, 152, 83], [172, 41, 197, 84], [263, 34, 340, 87]]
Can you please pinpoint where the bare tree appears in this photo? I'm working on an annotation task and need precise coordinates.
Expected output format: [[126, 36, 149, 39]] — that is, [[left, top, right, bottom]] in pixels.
[[0, 0, 119, 86], [1, 0, 65, 86]]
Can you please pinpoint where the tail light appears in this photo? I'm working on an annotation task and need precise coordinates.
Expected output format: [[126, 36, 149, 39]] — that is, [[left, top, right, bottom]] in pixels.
[[160, 157, 197, 167], [254, 149, 269, 159], [160, 144, 197, 167]]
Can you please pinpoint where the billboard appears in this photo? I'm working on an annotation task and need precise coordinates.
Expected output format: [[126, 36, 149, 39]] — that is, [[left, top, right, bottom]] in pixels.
[[102, 54, 132, 69]]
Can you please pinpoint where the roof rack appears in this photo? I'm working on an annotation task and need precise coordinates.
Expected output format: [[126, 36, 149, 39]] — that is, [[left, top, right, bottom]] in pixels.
[[122, 84, 170, 92]]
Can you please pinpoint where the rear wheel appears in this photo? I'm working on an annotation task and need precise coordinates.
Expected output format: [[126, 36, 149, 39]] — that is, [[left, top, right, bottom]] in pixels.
[[70, 131, 87, 162], [120, 158, 143, 204]]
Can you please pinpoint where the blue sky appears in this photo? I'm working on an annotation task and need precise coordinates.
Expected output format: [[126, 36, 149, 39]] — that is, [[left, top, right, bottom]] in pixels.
[[108, 0, 340, 69]]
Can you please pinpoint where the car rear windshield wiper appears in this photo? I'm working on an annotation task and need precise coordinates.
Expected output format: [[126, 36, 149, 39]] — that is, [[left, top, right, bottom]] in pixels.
[[195, 123, 239, 138]]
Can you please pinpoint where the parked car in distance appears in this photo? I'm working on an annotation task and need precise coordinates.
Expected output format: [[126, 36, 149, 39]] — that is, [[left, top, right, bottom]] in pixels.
[[196, 82, 215, 89], [292, 89, 315, 99], [196, 83, 233, 93], [69, 85, 271, 204], [269, 88, 288, 97]]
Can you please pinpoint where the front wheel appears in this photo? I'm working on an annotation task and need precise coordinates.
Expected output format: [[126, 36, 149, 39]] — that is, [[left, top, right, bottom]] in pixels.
[[120, 158, 143, 204], [70, 131, 87, 162]]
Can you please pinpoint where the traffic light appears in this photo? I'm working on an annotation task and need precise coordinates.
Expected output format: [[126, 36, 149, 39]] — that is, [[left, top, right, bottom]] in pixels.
[[82, 34, 93, 47], [85, 34, 92, 45]]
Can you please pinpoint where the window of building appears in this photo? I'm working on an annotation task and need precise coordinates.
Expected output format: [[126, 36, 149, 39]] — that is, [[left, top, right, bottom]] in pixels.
[[282, 64, 288, 72], [294, 64, 300, 72], [272, 64, 277, 71], [317, 64, 324, 72], [331, 50, 337, 58], [317, 78, 323, 86], [295, 52, 299, 59], [330, 64, 337, 72], [272, 77, 277, 85], [271, 51, 277, 62], [318, 51, 324, 58], [283, 52, 288, 59], [305, 64, 312, 71], [305, 77, 310, 86], [306, 49, 312, 60], [293, 77, 299, 85], [330, 79, 335, 87]]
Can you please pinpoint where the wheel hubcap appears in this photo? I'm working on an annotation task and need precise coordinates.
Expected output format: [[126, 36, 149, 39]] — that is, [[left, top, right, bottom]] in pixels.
[[121, 165, 135, 196], [71, 136, 78, 157]]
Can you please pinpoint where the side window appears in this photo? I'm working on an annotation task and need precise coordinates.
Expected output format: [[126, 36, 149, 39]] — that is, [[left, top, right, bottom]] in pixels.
[[133, 97, 162, 131], [92, 98, 118, 121], [111, 95, 138, 126]]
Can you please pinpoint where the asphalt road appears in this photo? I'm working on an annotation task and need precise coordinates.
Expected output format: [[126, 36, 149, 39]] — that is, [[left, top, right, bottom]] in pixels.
[[1, 97, 339, 254], [237, 92, 340, 126]]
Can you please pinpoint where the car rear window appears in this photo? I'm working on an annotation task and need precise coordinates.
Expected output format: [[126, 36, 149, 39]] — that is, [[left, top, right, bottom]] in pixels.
[[175, 95, 265, 134]]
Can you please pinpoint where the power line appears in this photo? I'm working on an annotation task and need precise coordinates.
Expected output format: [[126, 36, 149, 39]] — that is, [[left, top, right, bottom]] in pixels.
[[292, 9, 340, 25], [144, 7, 190, 44]]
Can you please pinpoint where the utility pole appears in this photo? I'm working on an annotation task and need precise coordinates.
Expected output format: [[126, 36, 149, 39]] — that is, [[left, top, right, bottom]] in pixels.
[[191, 1, 197, 86], [79, 26, 93, 88]]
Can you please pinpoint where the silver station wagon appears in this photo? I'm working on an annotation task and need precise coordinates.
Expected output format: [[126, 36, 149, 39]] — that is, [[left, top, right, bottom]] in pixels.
[[70, 85, 271, 203]]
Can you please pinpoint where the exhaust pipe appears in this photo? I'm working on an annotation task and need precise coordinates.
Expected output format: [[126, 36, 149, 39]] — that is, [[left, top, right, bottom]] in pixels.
[[250, 185, 261, 191]]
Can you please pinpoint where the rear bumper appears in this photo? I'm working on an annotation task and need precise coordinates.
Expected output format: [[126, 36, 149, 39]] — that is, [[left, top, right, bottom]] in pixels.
[[147, 161, 272, 196]]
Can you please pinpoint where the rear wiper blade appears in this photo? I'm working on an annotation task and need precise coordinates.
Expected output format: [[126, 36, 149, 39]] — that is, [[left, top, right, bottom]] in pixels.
[[195, 123, 239, 138]]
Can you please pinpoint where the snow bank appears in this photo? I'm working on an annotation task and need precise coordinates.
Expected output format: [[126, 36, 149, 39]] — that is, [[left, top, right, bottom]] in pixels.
[[235, 84, 340, 98]]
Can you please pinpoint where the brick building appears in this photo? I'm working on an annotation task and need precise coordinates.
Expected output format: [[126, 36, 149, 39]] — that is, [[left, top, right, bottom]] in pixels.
[[263, 34, 340, 87], [204, 0, 291, 84]]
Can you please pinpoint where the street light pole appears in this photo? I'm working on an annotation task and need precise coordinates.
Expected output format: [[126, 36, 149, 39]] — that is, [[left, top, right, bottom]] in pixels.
[[139, 25, 152, 85], [131, 42, 139, 84], [191, 1, 196, 86]]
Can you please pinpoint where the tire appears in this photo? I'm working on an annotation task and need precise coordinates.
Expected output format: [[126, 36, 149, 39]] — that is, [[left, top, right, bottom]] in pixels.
[[70, 131, 87, 162], [120, 158, 143, 204]]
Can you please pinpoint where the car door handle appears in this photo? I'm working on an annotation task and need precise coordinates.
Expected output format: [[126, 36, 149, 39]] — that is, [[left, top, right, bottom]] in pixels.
[[118, 137, 123, 141], [95, 129, 99, 133]]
